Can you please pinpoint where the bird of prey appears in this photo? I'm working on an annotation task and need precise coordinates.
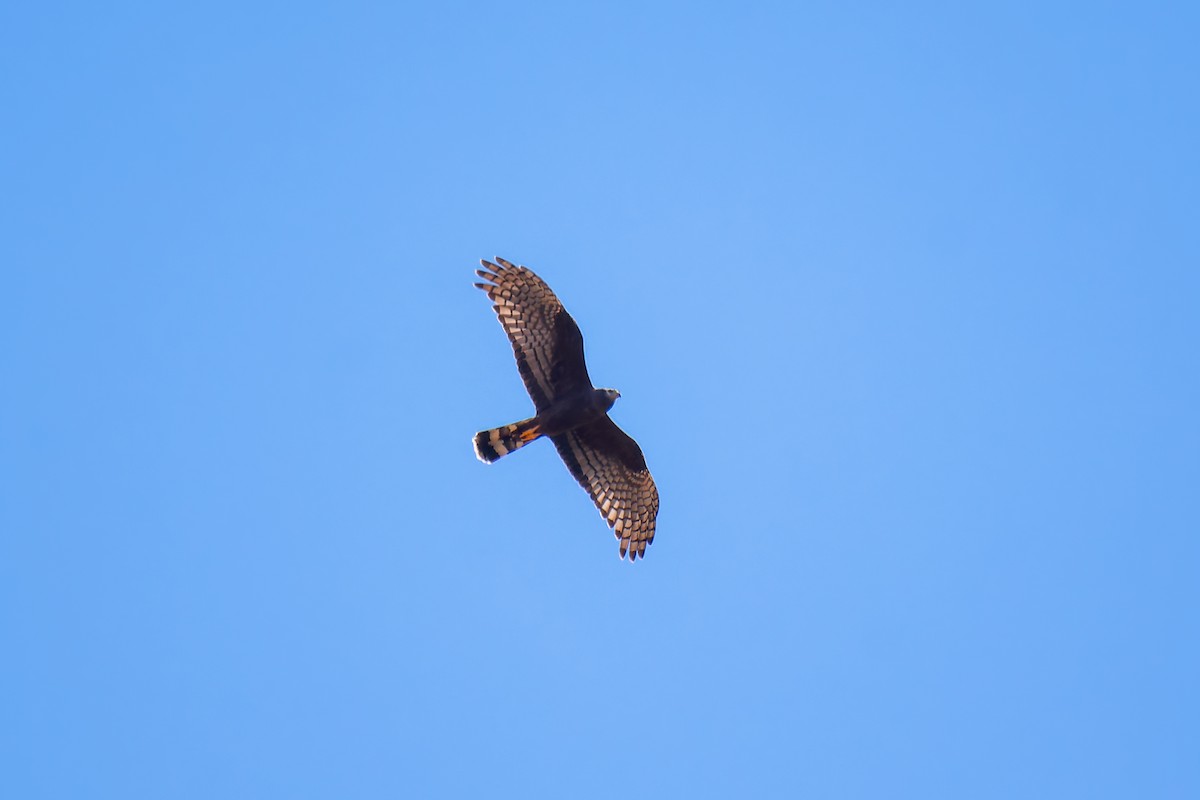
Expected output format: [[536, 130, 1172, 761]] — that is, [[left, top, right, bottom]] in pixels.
[[472, 257, 659, 561]]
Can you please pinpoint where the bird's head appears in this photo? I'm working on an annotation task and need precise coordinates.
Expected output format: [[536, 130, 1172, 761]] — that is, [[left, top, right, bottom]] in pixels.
[[597, 388, 621, 410]]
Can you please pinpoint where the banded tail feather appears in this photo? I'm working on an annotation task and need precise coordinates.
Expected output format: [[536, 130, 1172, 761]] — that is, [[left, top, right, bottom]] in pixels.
[[473, 418, 543, 463]]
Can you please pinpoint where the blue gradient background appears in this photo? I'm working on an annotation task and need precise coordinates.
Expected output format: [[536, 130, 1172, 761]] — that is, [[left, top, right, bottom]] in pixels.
[[2, 2, 1197, 797]]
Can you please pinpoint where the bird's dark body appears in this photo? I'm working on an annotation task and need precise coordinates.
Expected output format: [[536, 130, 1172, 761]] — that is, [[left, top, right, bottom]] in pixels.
[[536, 388, 617, 437]]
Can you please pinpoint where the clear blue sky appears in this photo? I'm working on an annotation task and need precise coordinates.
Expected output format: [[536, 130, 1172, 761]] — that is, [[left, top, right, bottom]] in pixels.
[[2, 2, 1197, 797]]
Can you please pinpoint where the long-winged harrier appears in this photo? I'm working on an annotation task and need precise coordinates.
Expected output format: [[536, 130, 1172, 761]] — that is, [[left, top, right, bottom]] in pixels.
[[472, 257, 659, 561]]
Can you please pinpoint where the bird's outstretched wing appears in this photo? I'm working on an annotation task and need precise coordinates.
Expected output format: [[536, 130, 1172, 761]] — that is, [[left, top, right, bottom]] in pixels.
[[551, 417, 659, 561], [475, 258, 593, 413]]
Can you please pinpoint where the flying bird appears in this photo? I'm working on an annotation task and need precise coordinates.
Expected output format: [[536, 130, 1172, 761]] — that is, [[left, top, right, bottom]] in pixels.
[[473, 257, 659, 561]]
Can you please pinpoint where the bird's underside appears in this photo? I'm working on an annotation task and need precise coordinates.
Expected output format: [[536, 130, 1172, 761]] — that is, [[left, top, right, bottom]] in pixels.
[[473, 257, 659, 561]]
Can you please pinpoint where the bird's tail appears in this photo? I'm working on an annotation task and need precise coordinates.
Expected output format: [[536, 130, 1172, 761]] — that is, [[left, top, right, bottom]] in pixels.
[[473, 417, 543, 463]]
